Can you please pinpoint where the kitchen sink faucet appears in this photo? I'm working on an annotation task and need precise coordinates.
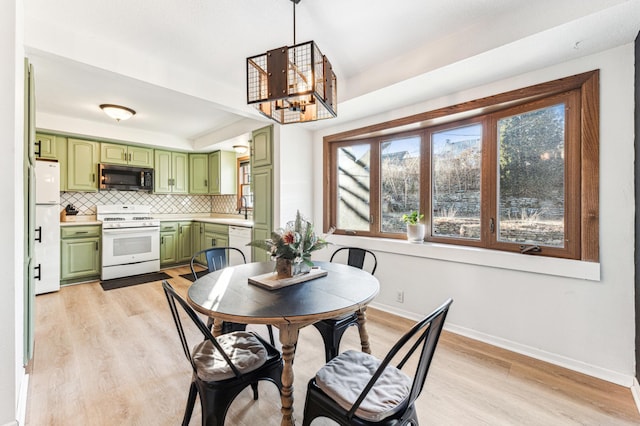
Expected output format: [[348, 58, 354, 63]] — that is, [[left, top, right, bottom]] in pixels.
[[239, 196, 248, 220]]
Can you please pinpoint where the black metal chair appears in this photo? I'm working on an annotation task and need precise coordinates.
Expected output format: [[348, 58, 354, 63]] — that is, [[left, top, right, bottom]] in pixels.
[[189, 246, 247, 281], [190, 246, 276, 345], [162, 281, 283, 426], [312, 247, 378, 362], [302, 298, 453, 426]]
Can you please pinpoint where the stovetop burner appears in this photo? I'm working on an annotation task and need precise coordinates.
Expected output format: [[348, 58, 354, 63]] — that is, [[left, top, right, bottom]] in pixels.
[[97, 204, 160, 229]]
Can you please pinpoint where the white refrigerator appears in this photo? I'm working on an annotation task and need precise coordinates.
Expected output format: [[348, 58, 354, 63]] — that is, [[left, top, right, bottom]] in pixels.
[[35, 160, 60, 294]]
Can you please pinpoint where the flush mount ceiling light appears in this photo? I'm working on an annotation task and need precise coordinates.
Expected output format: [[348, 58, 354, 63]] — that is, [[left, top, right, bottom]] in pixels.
[[246, 0, 337, 124], [233, 144, 249, 154], [99, 104, 136, 122]]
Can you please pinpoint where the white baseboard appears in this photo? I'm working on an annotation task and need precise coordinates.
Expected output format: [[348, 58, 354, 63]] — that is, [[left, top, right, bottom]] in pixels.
[[16, 373, 28, 426], [369, 302, 635, 388], [631, 377, 640, 414]]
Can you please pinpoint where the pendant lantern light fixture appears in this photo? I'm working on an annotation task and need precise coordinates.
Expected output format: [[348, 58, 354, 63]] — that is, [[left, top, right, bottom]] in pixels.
[[246, 0, 337, 124]]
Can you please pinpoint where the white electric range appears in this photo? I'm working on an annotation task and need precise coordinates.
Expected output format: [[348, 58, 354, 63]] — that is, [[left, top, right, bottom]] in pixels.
[[97, 204, 160, 280]]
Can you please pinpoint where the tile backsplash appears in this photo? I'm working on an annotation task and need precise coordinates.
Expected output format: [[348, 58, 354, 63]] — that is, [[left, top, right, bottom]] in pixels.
[[60, 192, 238, 216]]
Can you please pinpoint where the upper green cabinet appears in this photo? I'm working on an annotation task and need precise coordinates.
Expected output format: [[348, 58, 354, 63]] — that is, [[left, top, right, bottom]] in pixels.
[[67, 138, 99, 192], [101, 143, 153, 168], [251, 126, 273, 168], [189, 153, 209, 194], [209, 150, 237, 195], [35, 133, 67, 190], [154, 150, 188, 194], [35, 133, 65, 160]]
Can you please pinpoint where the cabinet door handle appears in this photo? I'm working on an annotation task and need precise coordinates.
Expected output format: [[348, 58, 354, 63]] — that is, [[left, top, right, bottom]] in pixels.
[[92, 173, 96, 182], [35, 226, 42, 242], [75, 231, 89, 234], [161, 236, 164, 244], [34, 140, 41, 157], [128, 153, 132, 162], [179, 226, 182, 234], [95, 241, 99, 251], [211, 238, 216, 246], [34, 264, 41, 280]]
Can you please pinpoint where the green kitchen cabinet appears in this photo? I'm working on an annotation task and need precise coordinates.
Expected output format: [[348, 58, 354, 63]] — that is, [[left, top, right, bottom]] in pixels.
[[67, 138, 99, 191], [160, 222, 178, 266], [35, 133, 67, 190], [154, 150, 188, 194], [161, 221, 194, 266], [193, 222, 229, 264], [251, 126, 273, 168], [209, 150, 237, 195], [189, 153, 209, 194], [203, 223, 229, 249], [60, 225, 101, 283], [251, 166, 273, 262], [177, 221, 195, 263], [251, 126, 274, 262], [101, 142, 154, 168]]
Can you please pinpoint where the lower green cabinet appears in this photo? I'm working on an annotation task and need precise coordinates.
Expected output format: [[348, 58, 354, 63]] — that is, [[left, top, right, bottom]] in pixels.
[[160, 221, 196, 267], [60, 225, 101, 283], [202, 223, 229, 250], [177, 222, 195, 263], [160, 222, 179, 266]]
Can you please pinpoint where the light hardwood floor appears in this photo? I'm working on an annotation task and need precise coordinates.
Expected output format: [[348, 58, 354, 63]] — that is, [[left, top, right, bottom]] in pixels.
[[26, 266, 640, 425]]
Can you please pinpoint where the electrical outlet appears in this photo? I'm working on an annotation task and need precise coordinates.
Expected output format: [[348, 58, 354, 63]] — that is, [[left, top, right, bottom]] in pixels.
[[395, 290, 404, 303]]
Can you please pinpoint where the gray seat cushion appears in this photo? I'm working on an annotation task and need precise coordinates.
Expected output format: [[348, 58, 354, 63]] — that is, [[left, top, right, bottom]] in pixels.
[[192, 331, 268, 381], [315, 350, 412, 422]]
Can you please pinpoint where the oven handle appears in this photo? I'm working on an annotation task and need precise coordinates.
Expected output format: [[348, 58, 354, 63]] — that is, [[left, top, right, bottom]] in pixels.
[[102, 226, 160, 234]]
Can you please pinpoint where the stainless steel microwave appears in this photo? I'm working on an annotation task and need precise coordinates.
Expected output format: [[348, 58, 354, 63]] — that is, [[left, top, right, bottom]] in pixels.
[[98, 163, 154, 191]]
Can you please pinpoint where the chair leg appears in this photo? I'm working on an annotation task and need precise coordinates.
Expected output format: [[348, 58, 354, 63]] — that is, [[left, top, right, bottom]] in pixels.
[[182, 381, 198, 426]]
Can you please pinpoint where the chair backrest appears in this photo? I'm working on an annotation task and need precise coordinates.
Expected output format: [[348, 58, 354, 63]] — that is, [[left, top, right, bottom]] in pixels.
[[346, 298, 453, 420], [190, 246, 246, 280], [162, 280, 243, 378], [329, 247, 378, 275]]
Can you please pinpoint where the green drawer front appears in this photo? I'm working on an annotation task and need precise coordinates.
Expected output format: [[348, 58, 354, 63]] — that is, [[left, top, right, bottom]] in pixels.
[[160, 222, 179, 232], [61, 225, 101, 238]]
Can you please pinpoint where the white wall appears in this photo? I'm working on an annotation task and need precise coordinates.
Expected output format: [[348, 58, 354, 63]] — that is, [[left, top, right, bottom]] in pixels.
[[277, 125, 314, 227], [312, 44, 636, 387], [1, 0, 22, 425]]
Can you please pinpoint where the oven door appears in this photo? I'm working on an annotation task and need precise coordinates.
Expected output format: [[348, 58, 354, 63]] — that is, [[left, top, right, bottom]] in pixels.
[[102, 226, 160, 267]]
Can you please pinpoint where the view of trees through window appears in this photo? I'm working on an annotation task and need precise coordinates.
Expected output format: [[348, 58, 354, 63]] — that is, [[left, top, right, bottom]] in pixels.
[[431, 124, 482, 239], [381, 136, 421, 233], [497, 104, 565, 247]]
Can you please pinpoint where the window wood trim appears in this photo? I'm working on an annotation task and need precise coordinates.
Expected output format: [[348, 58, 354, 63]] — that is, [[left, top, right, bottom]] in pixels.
[[323, 70, 599, 261]]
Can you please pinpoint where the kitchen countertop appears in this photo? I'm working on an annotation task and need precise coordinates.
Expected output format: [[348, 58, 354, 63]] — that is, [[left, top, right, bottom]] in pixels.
[[60, 214, 253, 228]]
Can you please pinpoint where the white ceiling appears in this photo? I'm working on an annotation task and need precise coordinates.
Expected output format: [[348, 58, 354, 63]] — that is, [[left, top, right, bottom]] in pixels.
[[23, 0, 640, 150]]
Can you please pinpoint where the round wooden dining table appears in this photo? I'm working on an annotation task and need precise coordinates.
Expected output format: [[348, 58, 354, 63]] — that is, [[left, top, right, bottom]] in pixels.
[[187, 260, 380, 426]]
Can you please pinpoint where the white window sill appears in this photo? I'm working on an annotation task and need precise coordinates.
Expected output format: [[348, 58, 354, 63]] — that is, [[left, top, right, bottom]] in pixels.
[[326, 234, 600, 281]]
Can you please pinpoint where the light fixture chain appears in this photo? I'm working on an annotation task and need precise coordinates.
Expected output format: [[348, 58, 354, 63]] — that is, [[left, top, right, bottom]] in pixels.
[[292, 0, 296, 45]]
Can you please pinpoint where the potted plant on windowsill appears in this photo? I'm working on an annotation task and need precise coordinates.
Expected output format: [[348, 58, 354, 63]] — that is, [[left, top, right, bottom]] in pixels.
[[402, 211, 425, 243]]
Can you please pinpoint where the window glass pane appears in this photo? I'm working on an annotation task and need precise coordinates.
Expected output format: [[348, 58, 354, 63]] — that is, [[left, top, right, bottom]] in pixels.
[[497, 103, 565, 247], [380, 136, 421, 233], [337, 144, 370, 231], [431, 124, 482, 239]]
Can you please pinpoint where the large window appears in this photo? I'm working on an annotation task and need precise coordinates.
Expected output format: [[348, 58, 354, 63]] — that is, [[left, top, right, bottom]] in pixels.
[[324, 71, 599, 261]]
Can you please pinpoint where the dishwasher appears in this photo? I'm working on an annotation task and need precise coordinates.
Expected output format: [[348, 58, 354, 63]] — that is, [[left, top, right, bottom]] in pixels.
[[229, 226, 252, 264]]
